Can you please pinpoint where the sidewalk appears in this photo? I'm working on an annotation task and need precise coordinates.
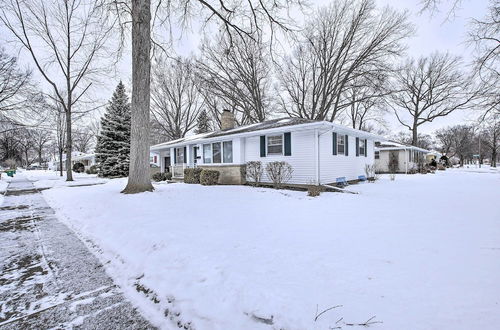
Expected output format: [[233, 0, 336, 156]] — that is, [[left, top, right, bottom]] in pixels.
[[0, 176, 155, 329]]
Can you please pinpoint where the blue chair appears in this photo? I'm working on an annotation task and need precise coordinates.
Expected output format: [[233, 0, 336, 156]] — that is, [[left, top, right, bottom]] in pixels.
[[358, 175, 367, 181], [336, 177, 348, 187]]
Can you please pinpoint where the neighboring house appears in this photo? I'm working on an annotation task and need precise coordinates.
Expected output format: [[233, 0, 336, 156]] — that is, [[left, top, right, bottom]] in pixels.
[[375, 141, 430, 174], [150, 110, 381, 185], [426, 150, 442, 163], [150, 152, 160, 167], [72, 153, 96, 171]]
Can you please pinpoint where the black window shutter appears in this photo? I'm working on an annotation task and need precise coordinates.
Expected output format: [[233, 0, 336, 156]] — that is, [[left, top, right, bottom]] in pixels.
[[345, 135, 349, 156], [284, 132, 291, 156], [332, 132, 337, 155], [356, 137, 359, 157], [174, 148, 177, 163], [364, 139, 368, 157], [184, 146, 187, 163], [260, 136, 266, 157]]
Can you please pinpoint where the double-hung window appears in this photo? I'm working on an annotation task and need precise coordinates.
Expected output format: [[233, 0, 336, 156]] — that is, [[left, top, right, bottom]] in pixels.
[[267, 135, 283, 155], [203, 144, 212, 163], [359, 139, 366, 156], [175, 147, 184, 164], [375, 151, 380, 159], [337, 135, 345, 155], [223, 141, 233, 163], [212, 142, 222, 163]]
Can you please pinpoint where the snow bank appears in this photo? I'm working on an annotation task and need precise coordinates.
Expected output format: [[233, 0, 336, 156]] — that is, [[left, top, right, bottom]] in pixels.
[[42, 170, 500, 330]]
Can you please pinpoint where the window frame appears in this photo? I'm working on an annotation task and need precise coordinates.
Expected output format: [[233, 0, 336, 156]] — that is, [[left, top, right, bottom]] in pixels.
[[359, 139, 366, 156], [175, 147, 185, 164], [266, 134, 284, 156], [337, 134, 345, 155], [375, 150, 380, 160], [202, 140, 234, 164]]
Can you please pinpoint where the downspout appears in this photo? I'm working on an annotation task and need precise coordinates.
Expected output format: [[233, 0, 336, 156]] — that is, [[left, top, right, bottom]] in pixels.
[[315, 129, 320, 185], [405, 148, 408, 174]]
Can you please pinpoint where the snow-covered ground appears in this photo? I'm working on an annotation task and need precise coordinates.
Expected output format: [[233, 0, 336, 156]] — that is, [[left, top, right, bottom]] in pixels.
[[20, 169, 107, 189], [36, 168, 500, 330]]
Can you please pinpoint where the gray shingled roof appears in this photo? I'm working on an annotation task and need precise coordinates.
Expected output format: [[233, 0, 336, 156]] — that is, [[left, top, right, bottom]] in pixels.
[[151, 118, 318, 148]]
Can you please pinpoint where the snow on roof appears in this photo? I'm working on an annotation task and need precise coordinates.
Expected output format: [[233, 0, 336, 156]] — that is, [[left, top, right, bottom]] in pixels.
[[375, 141, 430, 153], [72, 153, 95, 161], [151, 118, 318, 149]]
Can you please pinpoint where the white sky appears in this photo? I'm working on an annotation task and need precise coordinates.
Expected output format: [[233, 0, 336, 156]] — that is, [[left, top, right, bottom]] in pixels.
[[1, 0, 490, 135]]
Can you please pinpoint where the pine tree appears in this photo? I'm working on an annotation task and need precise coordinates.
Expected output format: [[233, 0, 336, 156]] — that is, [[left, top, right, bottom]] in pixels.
[[195, 109, 211, 134], [95, 81, 131, 177]]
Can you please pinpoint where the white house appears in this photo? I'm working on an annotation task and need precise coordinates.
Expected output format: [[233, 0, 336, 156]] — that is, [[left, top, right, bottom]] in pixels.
[[72, 152, 96, 171], [375, 141, 430, 174], [150, 111, 382, 185]]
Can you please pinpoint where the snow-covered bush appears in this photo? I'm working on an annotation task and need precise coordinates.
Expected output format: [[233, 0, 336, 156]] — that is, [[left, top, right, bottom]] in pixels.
[[152, 172, 171, 182], [389, 173, 396, 181], [72, 162, 85, 173], [184, 168, 202, 184], [364, 164, 379, 181], [200, 169, 220, 185], [266, 161, 293, 189], [245, 161, 263, 186], [86, 165, 98, 175]]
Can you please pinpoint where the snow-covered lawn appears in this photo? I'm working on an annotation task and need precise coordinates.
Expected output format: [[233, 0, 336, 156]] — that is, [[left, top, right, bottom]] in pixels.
[[39, 169, 500, 330], [20, 169, 107, 189]]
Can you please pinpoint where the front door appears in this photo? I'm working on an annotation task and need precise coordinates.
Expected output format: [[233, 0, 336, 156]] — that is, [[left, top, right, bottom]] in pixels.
[[164, 156, 171, 173]]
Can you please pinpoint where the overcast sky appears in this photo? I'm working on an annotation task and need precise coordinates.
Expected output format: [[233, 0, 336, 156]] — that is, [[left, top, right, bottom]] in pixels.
[[1, 0, 490, 136]]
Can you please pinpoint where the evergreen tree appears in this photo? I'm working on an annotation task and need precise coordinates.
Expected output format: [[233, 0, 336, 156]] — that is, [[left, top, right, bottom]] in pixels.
[[195, 109, 211, 134], [95, 81, 131, 177]]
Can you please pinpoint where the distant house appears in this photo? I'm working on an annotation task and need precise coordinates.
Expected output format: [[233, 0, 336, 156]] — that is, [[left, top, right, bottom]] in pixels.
[[426, 150, 442, 163], [375, 141, 430, 174], [151, 110, 382, 185], [72, 153, 96, 171]]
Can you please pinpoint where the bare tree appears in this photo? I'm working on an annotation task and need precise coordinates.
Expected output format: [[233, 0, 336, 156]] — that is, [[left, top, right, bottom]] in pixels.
[[436, 125, 476, 166], [481, 117, 499, 167], [31, 128, 52, 165], [277, 0, 412, 121], [117, 0, 302, 193], [73, 125, 94, 153], [196, 32, 273, 126], [468, 0, 499, 119], [0, 0, 116, 181], [344, 75, 389, 131], [0, 47, 32, 113], [390, 52, 479, 146], [151, 57, 202, 140]]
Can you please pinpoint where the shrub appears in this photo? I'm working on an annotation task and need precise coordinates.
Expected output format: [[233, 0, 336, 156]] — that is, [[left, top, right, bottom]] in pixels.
[[86, 165, 98, 175], [307, 185, 324, 197], [265, 161, 293, 189], [72, 162, 85, 173], [245, 161, 263, 186], [200, 169, 220, 185], [184, 168, 203, 184], [152, 172, 172, 182], [389, 173, 396, 181]]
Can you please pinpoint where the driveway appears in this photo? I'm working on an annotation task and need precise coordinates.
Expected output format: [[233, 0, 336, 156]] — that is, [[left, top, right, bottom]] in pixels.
[[0, 176, 155, 329]]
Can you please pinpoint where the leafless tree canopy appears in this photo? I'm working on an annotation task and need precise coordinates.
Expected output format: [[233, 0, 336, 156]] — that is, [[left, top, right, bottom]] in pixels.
[[196, 32, 274, 126], [151, 57, 203, 140], [277, 0, 413, 122], [390, 52, 479, 146], [0, 48, 31, 112], [0, 0, 116, 180]]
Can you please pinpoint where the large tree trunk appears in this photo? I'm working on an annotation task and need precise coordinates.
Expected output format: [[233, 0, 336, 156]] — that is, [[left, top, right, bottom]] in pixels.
[[411, 121, 418, 146], [122, 0, 154, 194]]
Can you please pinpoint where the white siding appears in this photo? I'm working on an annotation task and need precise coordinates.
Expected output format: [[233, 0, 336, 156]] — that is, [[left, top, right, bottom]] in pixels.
[[244, 130, 317, 185], [319, 132, 375, 184]]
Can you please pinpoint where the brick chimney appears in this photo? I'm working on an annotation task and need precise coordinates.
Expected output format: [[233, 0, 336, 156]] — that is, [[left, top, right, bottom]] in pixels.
[[220, 110, 235, 130]]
